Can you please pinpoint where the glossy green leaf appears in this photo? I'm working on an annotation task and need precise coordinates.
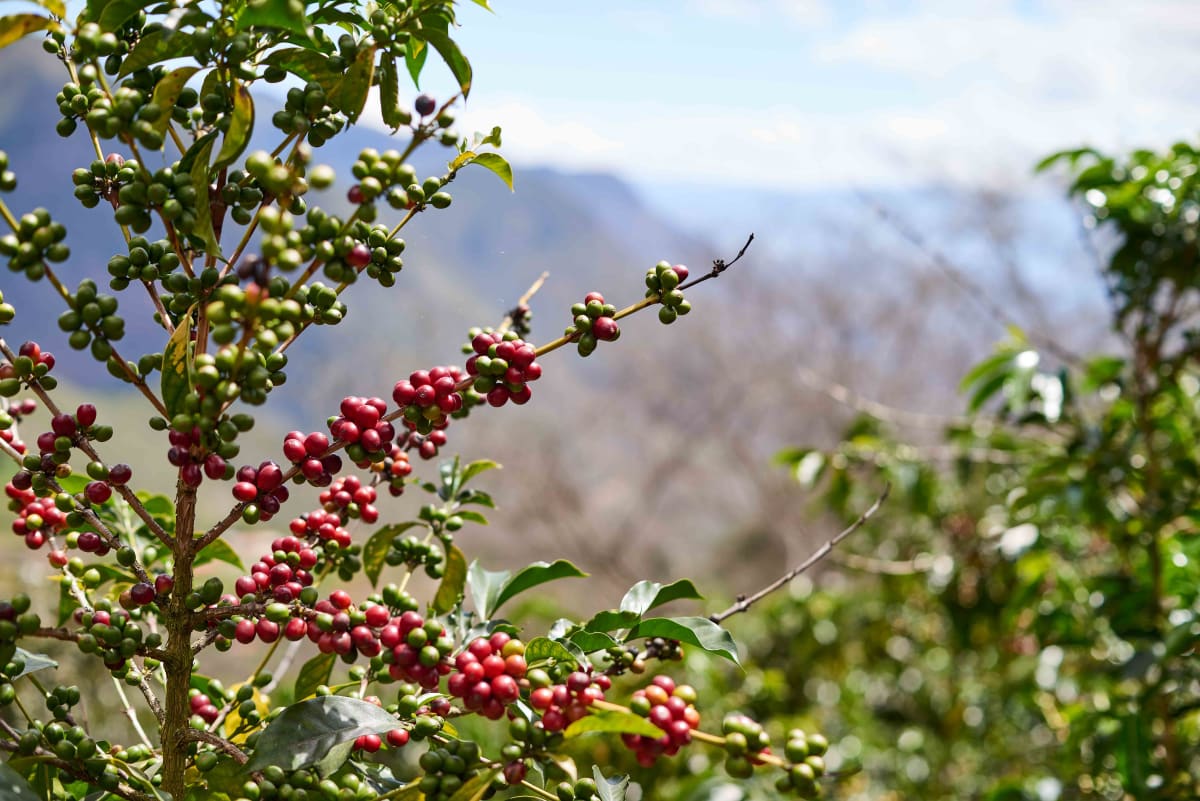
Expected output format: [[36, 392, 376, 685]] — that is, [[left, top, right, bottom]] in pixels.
[[293, 652, 336, 701], [247, 696, 400, 771], [97, 0, 143, 29], [148, 66, 198, 136], [631, 616, 740, 665], [489, 559, 587, 617], [445, 768, 500, 801], [30, 0, 66, 16], [585, 609, 640, 632], [619, 579, 703, 616], [362, 521, 422, 587], [0, 14, 56, 49], [237, 0, 307, 34], [379, 57, 406, 129], [467, 561, 509, 618], [423, 28, 472, 97], [432, 544, 468, 614], [404, 38, 428, 87], [566, 710, 663, 739], [11, 648, 57, 678], [194, 538, 245, 570], [0, 763, 40, 801], [524, 636, 579, 668], [592, 766, 630, 801], [461, 458, 500, 485], [160, 306, 195, 417], [455, 510, 489, 525], [467, 152, 513, 190], [568, 629, 619, 653], [119, 29, 193, 76], [331, 44, 376, 122], [213, 83, 254, 169]]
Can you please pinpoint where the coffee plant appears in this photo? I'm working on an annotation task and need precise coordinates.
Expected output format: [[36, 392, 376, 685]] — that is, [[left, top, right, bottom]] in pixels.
[[0, 2, 861, 800]]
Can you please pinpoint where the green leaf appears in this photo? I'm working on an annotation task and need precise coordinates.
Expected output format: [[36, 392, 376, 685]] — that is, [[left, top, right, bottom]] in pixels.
[[194, 538, 245, 570], [480, 126, 502, 148], [362, 521, 422, 587], [958, 350, 1015, 394], [458, 489, 495, 508], [237, 0, 308, 34], [247, 696, 400, 771], [0, 763, 40, 801], [432, 544, 467, 614], [444, 769, 500, 801], [423, 28, 472, 97], [378, 57, 406, 130], [461, 459, 500, 485], [524, 636, 579, 668], [619, 579, 703, 616], [119, 29, 193, 77], [489, 560, 587, 618], [30, 0, 66, 16], [294, 652, 336, 701], [592, 766, 630, 801], [455, 510, 489, 526], [630, 617, 740, 665], [12, 648, 57, 678], [566, 710, 663, 739], [213, 83, 254, 170], [467, 561, 509, 619], [160, 305, 195, 417], [97, 0, 143, 29], [466, 152, 513, 190], [585, 609, 640, 633], [469, 0, 492, 9], [403, 38, 428, 86], [263, 47, 331, 84], [568, 629, 618, 653], [330, 44, 376, 122], [0, 14, 56, 49], [148, 66, 199, 136]]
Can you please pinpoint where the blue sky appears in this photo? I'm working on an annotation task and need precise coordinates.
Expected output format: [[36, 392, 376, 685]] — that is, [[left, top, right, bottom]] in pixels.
[[379, 1, 1200, 190]]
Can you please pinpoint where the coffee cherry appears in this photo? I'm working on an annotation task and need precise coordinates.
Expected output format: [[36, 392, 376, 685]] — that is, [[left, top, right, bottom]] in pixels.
[[415, 94, 436, 117]]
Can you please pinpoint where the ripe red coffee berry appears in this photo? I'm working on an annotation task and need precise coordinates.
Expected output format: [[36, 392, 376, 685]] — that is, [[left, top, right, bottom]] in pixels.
[[415, 94, 436, 116], [347, 244, 372, 269], [130, 582, 155, 606], [108, 464, 132, 485], [75, 403, 97, 427]]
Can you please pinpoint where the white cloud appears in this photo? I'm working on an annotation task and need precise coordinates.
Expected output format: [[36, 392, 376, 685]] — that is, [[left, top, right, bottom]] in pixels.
[[372, 1, 1200, 190]]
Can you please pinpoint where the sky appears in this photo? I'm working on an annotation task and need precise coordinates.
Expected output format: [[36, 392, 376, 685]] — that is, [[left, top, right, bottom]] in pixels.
[[377, 0, 1200, 191]]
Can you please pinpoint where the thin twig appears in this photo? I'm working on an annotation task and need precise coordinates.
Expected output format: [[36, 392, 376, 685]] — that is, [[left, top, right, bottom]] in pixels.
[[183, 729, 249, 764], [710, 484, 890, 623], [678, 233, 754, 292], [858, 195, 1082, 367], [496, 271, 549, 334], [113, 677, 155, 749], [796, 365, 963, 429]]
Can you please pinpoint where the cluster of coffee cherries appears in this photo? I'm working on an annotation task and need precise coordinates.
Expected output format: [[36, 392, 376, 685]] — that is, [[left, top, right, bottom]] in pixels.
[[566, 292, 620, 357], [169, 426, 233, 491], [0, 206, 69, 280], [57, 279, 126, 363], [644, 261, 692, 324], [7, 484, 66, 550], [111, 162, 201, 236], [329, 396, 396, 466], [0, 151, 17, 193], [374, 443, 413, 497], [381, 609, 456, 689], [346, 146, 452, 218], [105, 233, 183, 286], [74, 603, 159, 680], [447, 633, 528, 719], [466, 331, 543, 408], [317, 475, 380, 524], [0, 397, 36, 454], [623, 675, 701, 766], [232, 534, 319, 606], [416, 739, 485, 801], [272, 81, 348, 147], [31, 402, 111, 470], [227, 764, 378, 801], [529, 669, 611, 732], [383, 529, 443, 576], [230, 461, 290, 522], [394, 366, 464, 439], [72, 154, 126, 210], [221, 169, 277, 228], [547, 777, 604, 801]]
